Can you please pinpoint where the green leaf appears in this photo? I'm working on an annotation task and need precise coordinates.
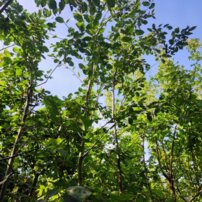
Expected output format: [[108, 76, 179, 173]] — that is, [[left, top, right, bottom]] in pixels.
[[65, 57, 74, 66], [141, 20, 148, 25], [122, 36, 131, 42], [41, 0, 47, 7], [55, 16, 64, 23], [80, 2, 87, 12], [169, 39, 174, 45], [189, 26, 197, 32], [74, 13, 83, 22], [167, 25, 173, 30], [43, 95, 62, 120], [43, 8, 52, 17], [93, 0, 100, 6], [149, 3, 155, 9], [76, 22, 85, 32], [142, 1, 150, 6], [106, 0, 115, 9], [174, 27, 180, 33], [84, 14, 90, 22], [48, 0, 57, 10], [3, 56, 12, 64], [41, 46, 49, 52], [47, 22, 56, 29], [59, 0, 65, 11], [146, 112, 153, 121], [79, 63, 85, 70], [13, 47, 19, 53], [81, 116, 92, 131], [95, 11, 102, 23], [136, 29, 144, 35], [89, 3, 96, 15], [16, 68, 22, 76]]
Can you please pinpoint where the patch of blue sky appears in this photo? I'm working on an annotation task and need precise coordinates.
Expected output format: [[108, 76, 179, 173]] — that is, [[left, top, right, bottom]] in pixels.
[[12, 0, 202, 97]]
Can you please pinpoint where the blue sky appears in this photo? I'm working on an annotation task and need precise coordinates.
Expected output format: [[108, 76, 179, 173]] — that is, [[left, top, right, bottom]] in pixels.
[[154, 0, 202, 68], [16, 0, 202, 97]]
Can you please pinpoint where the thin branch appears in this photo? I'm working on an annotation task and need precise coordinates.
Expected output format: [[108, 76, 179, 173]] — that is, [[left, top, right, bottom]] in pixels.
[[112, 65, 123, 193], [0, 0, 13, 14], [160, 141, 170, 173], [0, 83, 32, 201], [65, 66, 83, 83], [176, 184, 188, 202], [96, 84, 104, 105], [0, 153, 19, 161], [37, 64, 61, 87], [170, 125, 178, 176], [142, 134, 154, 202], [49, 32, 65, 40], [169, 125, 177, 201], [155, 140, 170, 181], [0, 173, 13, 185], [0, 44, 15, 52], [64, 20, 70, 30], [83, 121, 115, 157], [189, 188, 202, 202]]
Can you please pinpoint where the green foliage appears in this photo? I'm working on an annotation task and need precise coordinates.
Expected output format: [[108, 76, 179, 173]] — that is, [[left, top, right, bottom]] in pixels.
[[0, 0, 201, 201]]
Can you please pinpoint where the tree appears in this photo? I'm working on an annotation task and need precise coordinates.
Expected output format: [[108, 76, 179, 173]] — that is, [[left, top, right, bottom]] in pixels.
[[146, 39, 202, 202], [0, 0, 201, 201]]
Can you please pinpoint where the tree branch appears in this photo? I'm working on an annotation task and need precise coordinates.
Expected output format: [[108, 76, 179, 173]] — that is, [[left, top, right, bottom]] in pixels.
[[0, 153, 19, 161], [37, 64, 61, 87], [0, 44, 15, 52], [0, 173, 13, 185], [0, 0, 13, 14], [0, 83, 32, 201], [189, 188, 202, 202]]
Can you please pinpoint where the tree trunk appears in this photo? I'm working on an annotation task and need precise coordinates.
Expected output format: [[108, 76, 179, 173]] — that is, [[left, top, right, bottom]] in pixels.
[[77, 141, 84, 186], [112, 68, 123, 193]]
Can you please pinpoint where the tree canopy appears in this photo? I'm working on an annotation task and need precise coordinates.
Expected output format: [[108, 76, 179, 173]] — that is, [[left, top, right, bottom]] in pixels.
[[0, 0, 201, 201]]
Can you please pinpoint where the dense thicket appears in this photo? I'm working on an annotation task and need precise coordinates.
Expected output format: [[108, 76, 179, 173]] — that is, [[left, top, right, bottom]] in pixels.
[[0, 0, 201, 201]]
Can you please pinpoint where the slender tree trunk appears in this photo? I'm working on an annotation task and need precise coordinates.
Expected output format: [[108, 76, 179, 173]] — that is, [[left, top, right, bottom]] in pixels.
[[155, 140, 175, 201], [170, 178, 177, 202], [77, 140, 85, 186], [169, 126, 177, 202], [29, 169, 45, 197], [0, 85, 32, 201], [114, 125, 123, 193], [77, 64, 94, 186], [112, 68, 123, 193], [29, 173, 39, 197], [142, 134, 154, 202]]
